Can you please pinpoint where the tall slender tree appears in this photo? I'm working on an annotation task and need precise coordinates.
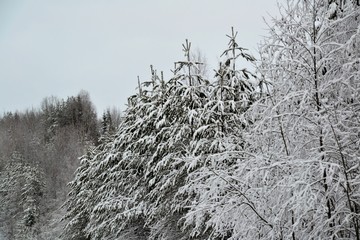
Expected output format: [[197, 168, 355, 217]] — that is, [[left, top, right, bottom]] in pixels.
[[177, 28, 261, 239]]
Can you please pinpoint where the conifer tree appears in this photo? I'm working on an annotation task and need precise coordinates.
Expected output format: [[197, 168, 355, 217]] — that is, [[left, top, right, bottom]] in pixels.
[[177, 28, 261, 239], [141, 40, 210, 239], [0, 152, 45, 240], [63, 146, 99, 240], [64, 67, 166, 239]]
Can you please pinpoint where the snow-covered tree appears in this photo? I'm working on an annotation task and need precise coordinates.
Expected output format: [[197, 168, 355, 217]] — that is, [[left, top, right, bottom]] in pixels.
[[250, 0, 360, 238], [0, 152, 45, 240], [176, 28, 262, 239], [62, 147, 97, 240], [139, 39, 210, 239], [64, 67, 166, 239]]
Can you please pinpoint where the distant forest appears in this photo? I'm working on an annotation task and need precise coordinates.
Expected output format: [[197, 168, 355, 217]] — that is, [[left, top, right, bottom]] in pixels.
[[1, 0, 360, 239], [0, 91, 121, 239]]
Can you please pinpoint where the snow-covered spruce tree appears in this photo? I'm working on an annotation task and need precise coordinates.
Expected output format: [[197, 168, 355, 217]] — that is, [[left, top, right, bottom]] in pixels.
[[64, 108, 137, 239], [65, 67, 168, 240], [63, 146, 99, 240], [0, 156, 23, 240], [82, 50, 208, 239], [140, 40, 210, 239], [19, 163, 45, 239], [249, 0, 360, 238], [176, 28, 268, 239], [0, 152, 45, 240], [90, 71, 167, 239]]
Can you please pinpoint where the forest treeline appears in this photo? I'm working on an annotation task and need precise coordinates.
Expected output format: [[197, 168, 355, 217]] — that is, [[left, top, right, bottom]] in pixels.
[[2, 0, 360, 239], [0, 91, 121, 239]]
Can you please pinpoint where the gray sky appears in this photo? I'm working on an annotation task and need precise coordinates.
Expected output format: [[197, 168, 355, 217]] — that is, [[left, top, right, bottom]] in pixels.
[[0, 0, 282, 115]]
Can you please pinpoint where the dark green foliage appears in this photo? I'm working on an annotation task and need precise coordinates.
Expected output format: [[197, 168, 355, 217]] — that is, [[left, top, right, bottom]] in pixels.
[[41, 91, 99, 144]]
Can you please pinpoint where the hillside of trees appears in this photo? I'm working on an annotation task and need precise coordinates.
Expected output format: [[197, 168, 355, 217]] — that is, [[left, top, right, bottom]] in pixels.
[[0, 91, 121, 239], [1, 0, 360, 239]]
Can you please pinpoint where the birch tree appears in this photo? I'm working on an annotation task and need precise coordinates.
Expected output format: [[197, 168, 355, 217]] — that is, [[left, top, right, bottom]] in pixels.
[[252, 0, 360, 238]]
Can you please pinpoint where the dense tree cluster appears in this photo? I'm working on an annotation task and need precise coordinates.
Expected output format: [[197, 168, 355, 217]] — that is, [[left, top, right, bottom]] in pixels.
[[63, 0, 360, 239], [41, 90, 99, 144], [63, 30, 256, 239]]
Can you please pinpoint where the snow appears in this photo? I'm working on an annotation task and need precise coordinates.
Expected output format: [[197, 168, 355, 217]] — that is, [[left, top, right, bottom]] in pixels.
[[328, 2, 337, 18]]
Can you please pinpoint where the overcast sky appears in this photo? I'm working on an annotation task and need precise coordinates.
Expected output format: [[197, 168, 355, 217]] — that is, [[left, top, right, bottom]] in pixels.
[[0, 0, 283, 115]]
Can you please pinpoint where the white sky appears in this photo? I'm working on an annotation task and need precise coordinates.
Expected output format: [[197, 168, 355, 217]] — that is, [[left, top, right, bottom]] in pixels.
[[0, 0, 283, 115]]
